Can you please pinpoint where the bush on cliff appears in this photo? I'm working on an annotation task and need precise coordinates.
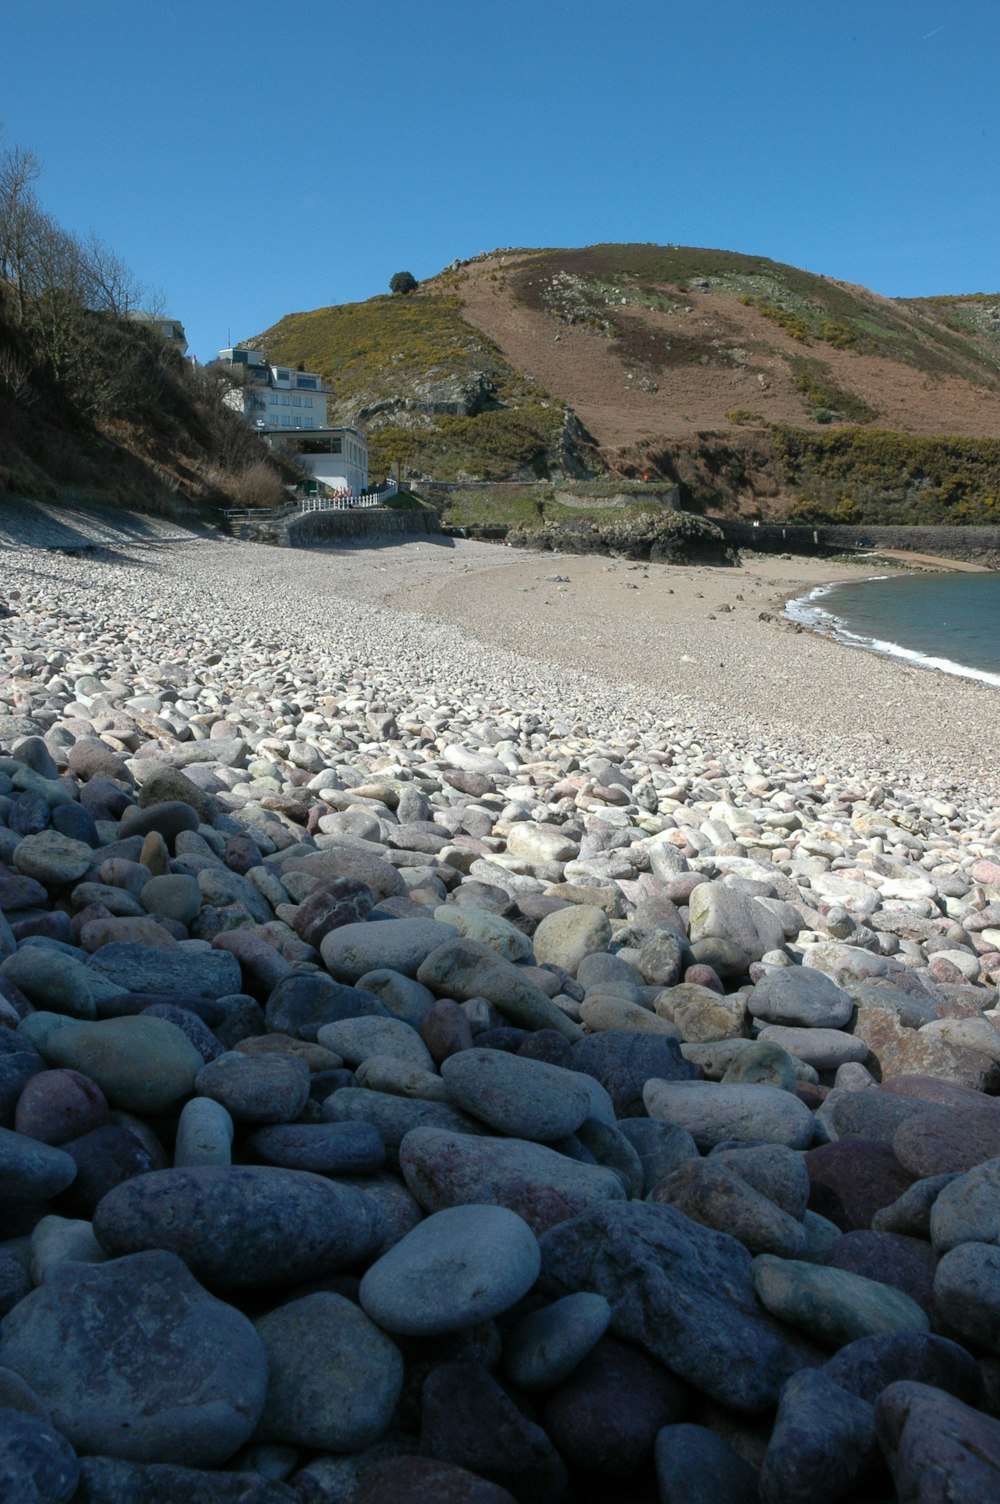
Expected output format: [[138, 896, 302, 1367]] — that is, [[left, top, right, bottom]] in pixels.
[[775, 426, 1000, 525], [0, 134, 292, 512]]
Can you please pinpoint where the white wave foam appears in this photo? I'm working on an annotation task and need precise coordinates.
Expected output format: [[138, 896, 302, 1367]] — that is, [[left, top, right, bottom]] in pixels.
[[783, 580, 1000, 689], [783, 581, 846, 629], [856, 635, 1000, 689]]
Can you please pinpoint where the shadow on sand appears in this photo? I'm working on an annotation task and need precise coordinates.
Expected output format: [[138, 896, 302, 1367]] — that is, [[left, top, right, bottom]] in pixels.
[[0, 496, 218, 567]]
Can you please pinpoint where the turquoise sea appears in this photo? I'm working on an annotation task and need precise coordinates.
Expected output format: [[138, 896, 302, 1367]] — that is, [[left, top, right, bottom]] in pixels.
[[785, 570, 1000, 688]]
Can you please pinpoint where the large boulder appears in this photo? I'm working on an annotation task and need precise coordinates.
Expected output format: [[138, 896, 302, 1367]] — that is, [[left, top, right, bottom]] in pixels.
[[92, 1165, 383, 1288], [539, 1201, 819, 1412], [0, 1250, 267, 1465]]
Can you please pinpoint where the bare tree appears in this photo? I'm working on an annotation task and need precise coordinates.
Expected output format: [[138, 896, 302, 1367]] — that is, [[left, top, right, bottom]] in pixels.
[[0, 141, 42, 323], [0, 131, 185, 428], [81, 232, 144, 316], [0, 341, 36, 406], [0, 133, 156, 412], [23, 211, 93, 386], [194, 363, 273, 471]]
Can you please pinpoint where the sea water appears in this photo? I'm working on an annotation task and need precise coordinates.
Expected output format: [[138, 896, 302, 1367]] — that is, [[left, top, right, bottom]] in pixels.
[[785, 570, 1000, 689]]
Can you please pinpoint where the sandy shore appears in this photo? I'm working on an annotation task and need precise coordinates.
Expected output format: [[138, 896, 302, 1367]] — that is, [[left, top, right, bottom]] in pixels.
[[306, 535, 997, 803]]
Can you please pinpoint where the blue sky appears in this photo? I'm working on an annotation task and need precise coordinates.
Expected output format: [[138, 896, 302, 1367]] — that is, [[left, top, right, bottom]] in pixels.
[[2, 1, 996, 363]]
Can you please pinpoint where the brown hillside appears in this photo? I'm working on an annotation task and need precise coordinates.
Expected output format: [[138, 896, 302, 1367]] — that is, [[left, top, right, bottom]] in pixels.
[[434, 249, 1000, 471], [252, 244, 1000, 521]]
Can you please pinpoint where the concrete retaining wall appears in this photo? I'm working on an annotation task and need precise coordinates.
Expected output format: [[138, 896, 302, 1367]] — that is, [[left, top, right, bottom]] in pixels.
[[716, 521, 1000, 565], [282, 507, 442, 548], [412, 481, 680, 510], [551, 487, 681, 510]]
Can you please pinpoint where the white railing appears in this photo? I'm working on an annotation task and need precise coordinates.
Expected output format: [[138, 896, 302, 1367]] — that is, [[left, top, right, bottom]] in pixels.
[[299, 479, 398, 514]]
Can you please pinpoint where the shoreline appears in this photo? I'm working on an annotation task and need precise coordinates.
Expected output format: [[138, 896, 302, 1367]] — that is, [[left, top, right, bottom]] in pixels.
[[4, 535, 1000, 1496], [4, 532, 998, 805], [369, 539, 999, 803], [782, 563, 1000, 694]]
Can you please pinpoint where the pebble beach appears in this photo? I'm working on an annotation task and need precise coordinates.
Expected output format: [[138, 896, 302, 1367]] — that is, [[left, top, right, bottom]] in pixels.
[[2, 525, 1000, 1502]]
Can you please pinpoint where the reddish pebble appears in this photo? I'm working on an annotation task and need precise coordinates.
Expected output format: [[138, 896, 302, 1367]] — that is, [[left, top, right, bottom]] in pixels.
[[683, 963, 725, 995], [421, 999, 474, 1065], [15, 1068, 112, 1145]]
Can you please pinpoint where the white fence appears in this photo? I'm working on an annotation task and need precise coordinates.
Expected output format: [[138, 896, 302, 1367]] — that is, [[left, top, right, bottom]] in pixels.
[[299, 479, 398, 514]]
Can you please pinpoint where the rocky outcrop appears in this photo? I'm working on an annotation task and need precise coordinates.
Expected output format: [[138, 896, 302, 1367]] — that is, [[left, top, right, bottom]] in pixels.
[[507, 508, 735, 564], [355, 370, 501, 426]]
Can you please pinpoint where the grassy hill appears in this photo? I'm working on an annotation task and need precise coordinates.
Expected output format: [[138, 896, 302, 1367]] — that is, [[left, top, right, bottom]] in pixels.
[[246, 292, 585, 485], [502, 243, 1000, 382], [248, 244, 1000, 526], [6, 235, 1000, 527]]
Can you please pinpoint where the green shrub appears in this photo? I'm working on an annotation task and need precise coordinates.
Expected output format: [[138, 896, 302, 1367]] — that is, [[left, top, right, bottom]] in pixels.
[[789, 356, 877, 424], [776, 425, 1000, 524], [754, 300, 811, 342], [817, 318, 858, 348]]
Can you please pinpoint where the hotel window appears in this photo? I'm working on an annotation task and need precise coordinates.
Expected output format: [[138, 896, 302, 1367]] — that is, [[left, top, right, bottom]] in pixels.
[[304, 397, 313, 408], [293, 396, 301, 407], [281, 395, 290, 406]]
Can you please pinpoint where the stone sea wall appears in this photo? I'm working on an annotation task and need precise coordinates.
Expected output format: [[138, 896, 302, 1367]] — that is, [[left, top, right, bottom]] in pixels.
[[283, 507, 442, 549], [414, 482, 681, 511], [718, 521, 1000, 565], [231, 489, 1000, 566], [548, 487, 680, 510]]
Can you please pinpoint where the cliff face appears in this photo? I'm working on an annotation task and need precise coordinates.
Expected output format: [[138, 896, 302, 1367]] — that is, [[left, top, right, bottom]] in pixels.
[[250, 245, 1000, 523]]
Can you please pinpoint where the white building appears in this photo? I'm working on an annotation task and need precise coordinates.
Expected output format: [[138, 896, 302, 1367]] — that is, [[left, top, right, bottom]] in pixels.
[[213, 346, 368, 494], [214, 347, 329, 429], [269, 425, 369, 496]]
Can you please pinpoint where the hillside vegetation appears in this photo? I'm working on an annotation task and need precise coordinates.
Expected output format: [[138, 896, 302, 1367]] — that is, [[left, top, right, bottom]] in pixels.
[[250, 242, 1000, 527], [503, 243, 1000, 384], [6, 154, 1000, 532], [248, 293, 589, 484]]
